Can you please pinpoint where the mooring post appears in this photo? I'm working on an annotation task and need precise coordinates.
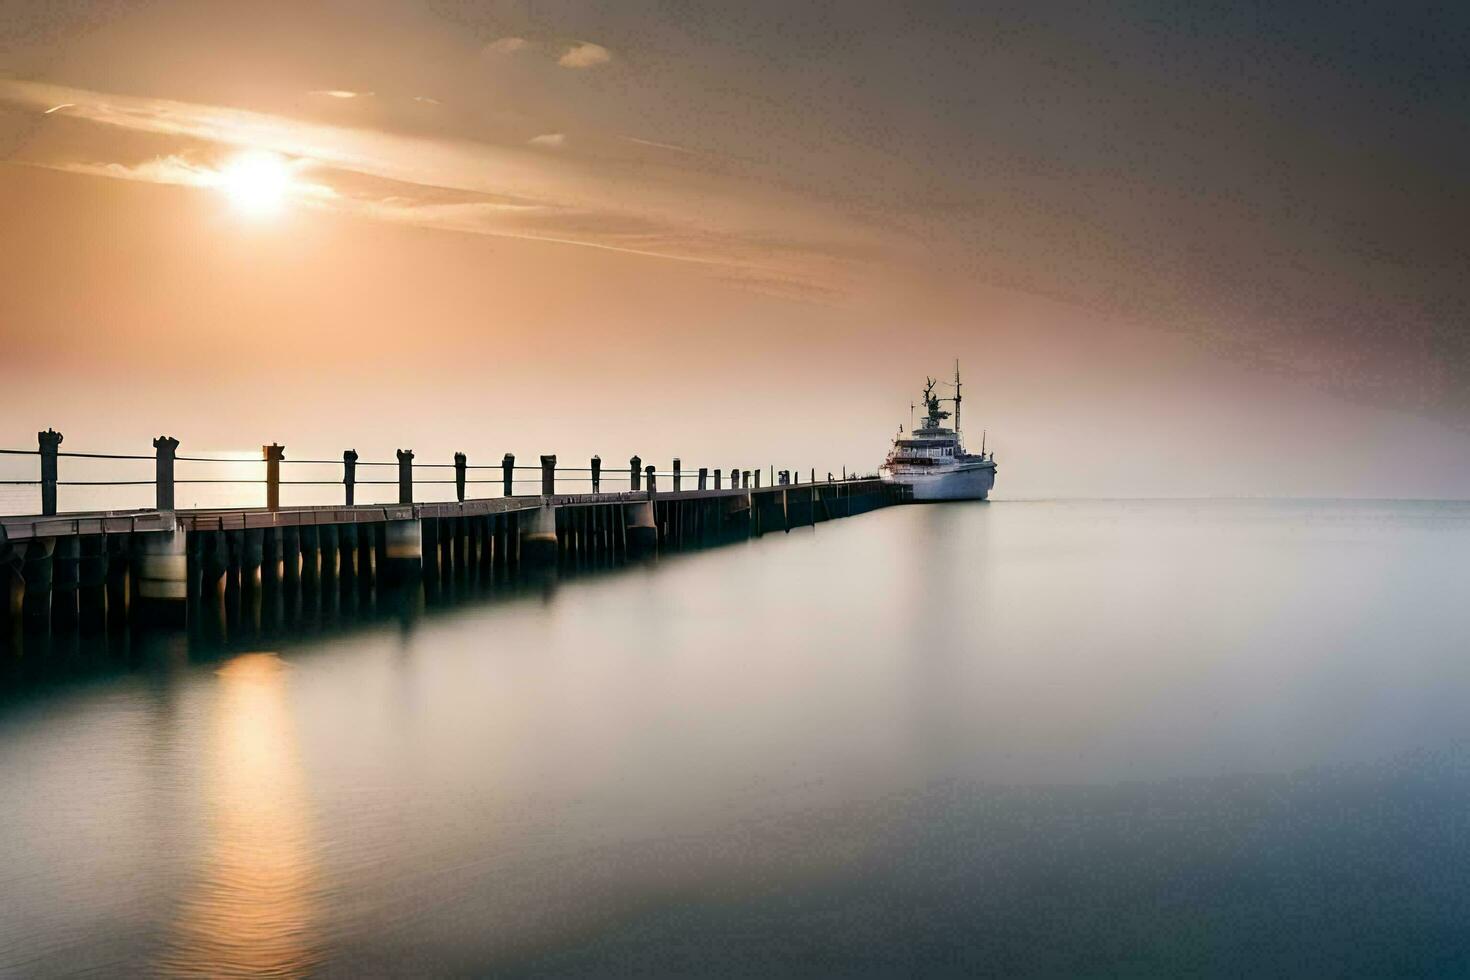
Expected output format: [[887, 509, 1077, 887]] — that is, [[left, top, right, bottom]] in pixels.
[[755, 469, 761, 489], [263, 443, 284, 511], [698, 467, 708, 490], [714, 468, 723, 490], [673, 458, 681, 493], [38, 429, 61, 516], [397, 449, 414, 504], [343, 449, 358, 505], [153, 436, 179, 511], [502, 453, 515, 496], [540, 455, 556, 496], [591, 455, 601, 493], [630, 455, 642, 492], [454, 452, 467, 503], [645, 464, 656, 501]]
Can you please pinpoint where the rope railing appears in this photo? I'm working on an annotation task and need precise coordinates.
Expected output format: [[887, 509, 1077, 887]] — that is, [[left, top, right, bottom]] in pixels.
[[56, 450, 154, 461], [1, 430, 870, 518]]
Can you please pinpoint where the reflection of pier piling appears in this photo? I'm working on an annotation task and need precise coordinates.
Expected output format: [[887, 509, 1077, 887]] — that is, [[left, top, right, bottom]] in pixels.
[[0, 429, 906, 645]]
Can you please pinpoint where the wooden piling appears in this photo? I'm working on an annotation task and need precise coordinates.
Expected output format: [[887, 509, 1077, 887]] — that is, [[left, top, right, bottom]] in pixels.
[[625, 499, 657, 555], [343, 450, 358, 505], [397, 449, 414, 504], [264, 443, 285, 511], [154, 437, 179, 511], [51, 535, 80, 625], [38, 429, 61, 516], [106, 535, 130, 629], [133, 528, 187, 623], [77, 535, 106, 632], [520, 504, 558, 565]]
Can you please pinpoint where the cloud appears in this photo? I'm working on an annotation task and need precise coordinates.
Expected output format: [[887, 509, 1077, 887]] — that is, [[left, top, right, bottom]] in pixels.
[[54, 154, 219, 188], [309, 89, 370, 99], [483, 37, 611, 70], [40, 152, 338, 203], [484, 36, 528, 55], [0, 78, 879, 298], [558, 42, 611, 69], [619, 135, 700, 156], [528, 133, 565, 148], [412, 95, 442, 105]]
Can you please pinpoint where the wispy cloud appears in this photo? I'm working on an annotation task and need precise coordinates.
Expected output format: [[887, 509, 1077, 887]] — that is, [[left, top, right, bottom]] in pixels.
[[309, 89, 371, 99], [38, 152, 337, 202], [53, 153, 218, 188], [484, 36, 528, 55], [619, 135, 701, 156], [558, 41, 611, 69], [528, 132, 565, 148]]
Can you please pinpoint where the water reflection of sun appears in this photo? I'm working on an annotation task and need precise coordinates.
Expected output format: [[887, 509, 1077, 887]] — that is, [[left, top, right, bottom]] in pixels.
[[160, 653, 321, 977]]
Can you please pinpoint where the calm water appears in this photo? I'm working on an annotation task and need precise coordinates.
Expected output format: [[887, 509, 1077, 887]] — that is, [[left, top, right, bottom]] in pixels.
[[3, 500, 1469, 976]]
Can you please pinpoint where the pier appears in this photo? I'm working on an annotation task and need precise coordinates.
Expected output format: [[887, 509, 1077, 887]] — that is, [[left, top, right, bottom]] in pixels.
[[1, 430, 906, 645]]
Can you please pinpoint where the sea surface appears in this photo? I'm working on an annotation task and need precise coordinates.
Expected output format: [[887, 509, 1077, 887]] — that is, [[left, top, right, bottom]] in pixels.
[[2, 499, 1469, 976]]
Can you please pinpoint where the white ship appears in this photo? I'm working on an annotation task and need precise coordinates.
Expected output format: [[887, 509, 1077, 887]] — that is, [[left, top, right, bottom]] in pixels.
[[879, 363, 997, 501]]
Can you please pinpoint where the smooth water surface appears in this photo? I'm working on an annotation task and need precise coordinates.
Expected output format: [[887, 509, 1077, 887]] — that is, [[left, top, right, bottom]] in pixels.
[[3, 500, 1469, 975]]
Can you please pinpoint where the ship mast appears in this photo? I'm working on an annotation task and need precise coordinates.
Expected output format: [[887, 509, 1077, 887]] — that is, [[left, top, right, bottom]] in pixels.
[[953, 359, 962, 435]]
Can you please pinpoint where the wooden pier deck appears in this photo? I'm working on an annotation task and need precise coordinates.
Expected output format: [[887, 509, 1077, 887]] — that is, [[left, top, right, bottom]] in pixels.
[[1, 430, 906, 639]]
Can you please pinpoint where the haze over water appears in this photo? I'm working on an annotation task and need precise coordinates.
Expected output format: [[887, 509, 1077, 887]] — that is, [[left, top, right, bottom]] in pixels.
[[3, 499, 1468, 975]]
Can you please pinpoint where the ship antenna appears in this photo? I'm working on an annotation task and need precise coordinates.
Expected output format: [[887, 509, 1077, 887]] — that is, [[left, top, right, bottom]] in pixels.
[[981, 429, 986, 456], [954, 358, 962, 435]]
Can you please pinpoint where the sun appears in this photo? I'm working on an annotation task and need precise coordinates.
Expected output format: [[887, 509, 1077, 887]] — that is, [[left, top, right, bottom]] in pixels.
[[216, 150, 293, 218]]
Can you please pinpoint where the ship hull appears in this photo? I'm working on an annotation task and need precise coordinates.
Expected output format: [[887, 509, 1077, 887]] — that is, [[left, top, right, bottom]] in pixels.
[[880, 463, 995, 501]]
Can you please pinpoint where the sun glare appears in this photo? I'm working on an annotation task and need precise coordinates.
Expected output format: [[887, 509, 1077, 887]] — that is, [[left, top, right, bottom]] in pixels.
[[217, 150, 292, 218]]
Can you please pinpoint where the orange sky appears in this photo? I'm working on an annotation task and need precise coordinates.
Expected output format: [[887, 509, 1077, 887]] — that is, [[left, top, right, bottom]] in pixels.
[[2, 1, 1466, 499]]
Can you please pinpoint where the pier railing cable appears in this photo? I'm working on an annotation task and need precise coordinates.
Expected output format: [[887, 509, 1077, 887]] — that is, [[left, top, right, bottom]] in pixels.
[[2, 430, 869, 518]]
